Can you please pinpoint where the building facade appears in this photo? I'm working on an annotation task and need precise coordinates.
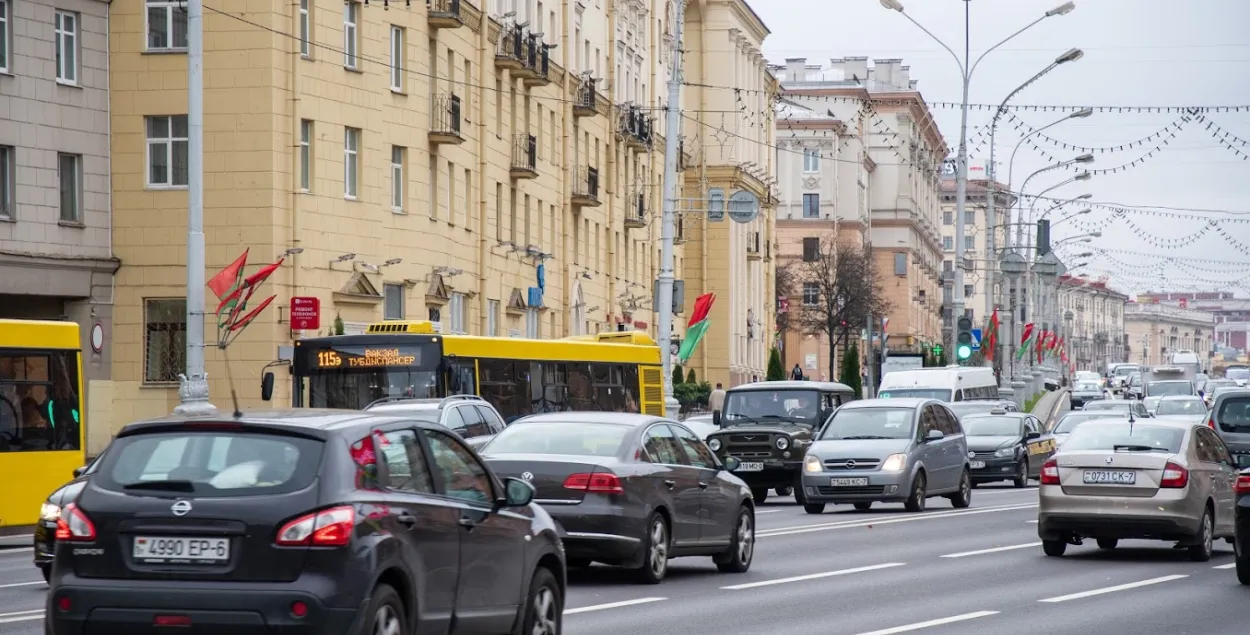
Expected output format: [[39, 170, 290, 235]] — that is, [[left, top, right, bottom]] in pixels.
[[1123, 301, 1215, 368], [771, 57, 945, 356], [938, 168, 1013, 328], [1135, 291, 1249, 352], [0, 0, 119, 451], [105, 0, 766, 430], [1056, 275, 1129, 371]]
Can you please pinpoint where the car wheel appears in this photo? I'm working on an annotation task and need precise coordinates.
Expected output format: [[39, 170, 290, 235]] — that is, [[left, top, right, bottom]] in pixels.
[[793, 476, 808, 505], [750, 488, 768, 504], [634, 512, 670, 584], [774, 486, 793, 497], [903, 471, 927, 512], [853, 502, 872, 511], [803, 503, 826, 514], [948, 470, 972, 509], [1013, 459, 1029, 488], [715, 506, 755, 573], [1096, 538, 1119, 550], [521, 567, 562, 635], [1236, 538, 1250, 585], [364, 584, 406, 635], [1042, 540, 1067, 557], [1188, 508, 1214, 563], [40, 565, 50, 584]]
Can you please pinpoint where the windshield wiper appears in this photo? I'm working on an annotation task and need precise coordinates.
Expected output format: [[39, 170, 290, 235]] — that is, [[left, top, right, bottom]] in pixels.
[[122, 479, 196, 492], [1112, 444, 1161, 452], [838, 435, 892, 440], [724, 413, 763, 426]]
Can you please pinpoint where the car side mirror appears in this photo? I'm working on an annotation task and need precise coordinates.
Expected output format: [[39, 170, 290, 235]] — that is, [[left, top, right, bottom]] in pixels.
[[261, 371, 275, 402], [502, 477, 535, 507], [722, 456, 740, 472], [1025, 431, 1041, 440], [925, 429, 944, 442], [72, 466, 86, 478]]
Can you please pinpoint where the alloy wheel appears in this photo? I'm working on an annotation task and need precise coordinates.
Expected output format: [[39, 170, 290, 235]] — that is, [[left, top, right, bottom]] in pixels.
[[649, 520, 668, 578], [737, 512, 755, 564], [531, 587, 559, 635], [374, 605, 402, 635]]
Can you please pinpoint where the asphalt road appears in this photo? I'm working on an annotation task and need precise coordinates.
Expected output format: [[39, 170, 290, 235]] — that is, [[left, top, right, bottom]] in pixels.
[[7, 391, 1245, 634]]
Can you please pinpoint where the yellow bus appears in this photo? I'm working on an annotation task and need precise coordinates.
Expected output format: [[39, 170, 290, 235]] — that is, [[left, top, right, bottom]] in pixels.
[[0, 319, 86, 531], [265, 320, 666, 419]]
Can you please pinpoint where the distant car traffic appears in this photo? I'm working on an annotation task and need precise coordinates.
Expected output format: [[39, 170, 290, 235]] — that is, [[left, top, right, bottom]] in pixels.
[[1083, 399, 1150, 418], [960, 411, 1053, 487], [800, 399, 972, 514], [1038, 418, 1237, 560], [365, 394, 508, 450], [46, 410, 565, 635], [1069, 382, 1105, 410], [946, 400, 1019, 419], [482, 412, 756, 584], [1048, 411, 1127, 448]]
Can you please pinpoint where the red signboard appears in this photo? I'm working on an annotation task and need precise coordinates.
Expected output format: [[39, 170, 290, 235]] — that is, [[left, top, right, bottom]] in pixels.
[[290, 297, 321, 330]]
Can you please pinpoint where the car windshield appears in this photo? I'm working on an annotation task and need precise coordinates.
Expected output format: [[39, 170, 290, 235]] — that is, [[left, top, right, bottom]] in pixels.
[[1061, 423, 1186, 454], [1115, 366, 1140, 377], [960, 416, 1022, 437], [1052, 412, 1124, 434], [947, 402, 1007, 418], [820, 407, 915, 440], [482, 421, 630, 457], [877, 388, 953, 401], [1147, 381, 1194, 397], [1226, 368, 1250, 382], [1155, 398, 1206, 415], [722, 389, 822, 425], [1076, 373, 1100, 382], [1084, 401, 1132, 412], [1074, 382, 1101, 392], [1216, 397, 1250, 433], [1206, 380, 1237, 391]]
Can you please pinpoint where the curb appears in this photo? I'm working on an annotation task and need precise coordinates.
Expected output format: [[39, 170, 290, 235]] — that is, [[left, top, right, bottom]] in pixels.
[[1036, 389, 1070, 428]]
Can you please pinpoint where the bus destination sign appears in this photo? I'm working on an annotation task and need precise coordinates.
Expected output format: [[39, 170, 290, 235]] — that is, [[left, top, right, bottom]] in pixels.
[[314, 346, 421, 369]]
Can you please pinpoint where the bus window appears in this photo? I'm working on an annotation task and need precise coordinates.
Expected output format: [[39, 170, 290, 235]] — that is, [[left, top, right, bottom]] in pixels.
[[531, 362, 569, 413], [447, 361, 477, 395], [0, 351, 81, 452], [479, 359, 526, 422], [567, 363, 594, 410]]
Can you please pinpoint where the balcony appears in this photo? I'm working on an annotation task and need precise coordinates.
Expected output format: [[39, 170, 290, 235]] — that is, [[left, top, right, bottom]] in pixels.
[[426, 0, 464, 29], [517, 37, 552, 86], [572, 77, 600, 118], [510, 134, 538, 180], [495, 25, 527, 71], [747, 231, 762, 260], [571, 166, 601, 208], [429, 94, 464, 145], [674, 217, 686, 245], [617, 104, 653, 151], [624, 186, 648, 229]]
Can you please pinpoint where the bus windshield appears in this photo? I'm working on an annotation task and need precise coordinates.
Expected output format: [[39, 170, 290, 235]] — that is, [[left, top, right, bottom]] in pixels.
[[294, 340, 442, 409]]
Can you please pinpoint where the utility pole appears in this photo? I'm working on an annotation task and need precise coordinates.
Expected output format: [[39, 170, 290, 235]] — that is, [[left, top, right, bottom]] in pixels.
[[949, 0, 972, 359], [656, 0, 685, 416], [174, 0, 215, 415]]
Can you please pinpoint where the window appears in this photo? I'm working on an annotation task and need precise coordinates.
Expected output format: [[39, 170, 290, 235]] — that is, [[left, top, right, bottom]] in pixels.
[[802, 282, 819, 306], [802, 237, 819, 262], [146, 0, 187, 51], [58, 154, 81, 222], [964, 235, 975, 250], [965, 210, 974, 224], [343, 127, 360, 198], [803, 148, 820, 172], [146, 115, 189, 187], [423, 429, 493, 503], [943, 211, 952, 225], [525, 308, 539, 338], [487, 299, 499, 336], [942, 236, 953, 250], [144, 298, 187, 384], [802, 193, 819, 218], [343, 1, 359, 69], [0, 350, 83, 452], [671, 424, 716, 468], [298, 120, 312, 191], [963, 285, 974, 298], [383, 283, 405, 320], [298, 0, 310, 57], [389, 26, 404, 91], [893, 252, 907, 276], [642, 425, 684, 464], [379, 430, 434, 493], [0, 145, 12, 219], [448, 292, 466, 334], [0, 0, 8, 72], [390, 145, 405, 211], [55, 11, 77, 84]]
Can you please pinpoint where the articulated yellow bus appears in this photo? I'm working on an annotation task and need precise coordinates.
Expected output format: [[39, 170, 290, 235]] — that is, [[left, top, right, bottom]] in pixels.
[[0, 319, 86, 531], [267, 320, 666, 419]]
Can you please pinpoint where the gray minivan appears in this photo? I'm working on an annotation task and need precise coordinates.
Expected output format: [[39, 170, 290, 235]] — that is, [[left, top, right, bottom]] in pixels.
[[1209, 389, 1250, 468], [799, 398, 972, 515]]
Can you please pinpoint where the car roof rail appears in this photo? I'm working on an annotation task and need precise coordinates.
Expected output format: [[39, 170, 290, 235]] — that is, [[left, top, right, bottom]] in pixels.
[[439, 394, 486, 408], [364, 396, 412, 409]]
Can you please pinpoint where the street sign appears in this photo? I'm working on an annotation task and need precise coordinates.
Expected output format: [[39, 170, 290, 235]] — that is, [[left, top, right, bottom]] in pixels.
[[971, 328, 982, 351], [707, 188, 725, 222], [727, 190, 760, 223], [290, 297, 321, 330]]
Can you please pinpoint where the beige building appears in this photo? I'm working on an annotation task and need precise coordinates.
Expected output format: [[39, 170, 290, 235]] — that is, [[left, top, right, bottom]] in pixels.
[[771, 57, 945, 355], [1124, 301, 1215, 368], [104, 0, 775, 430], [1056, 275, 1128, 371], [0, 0, 119, 449]]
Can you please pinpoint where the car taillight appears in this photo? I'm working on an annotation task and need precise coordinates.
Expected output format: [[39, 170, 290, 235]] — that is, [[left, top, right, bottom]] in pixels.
[[1039, 458, 1060, 485], [55, 503, 96, 541], [1235, 474, 1250, 495], [1207, 412, 1216, 429], [563, 472, 624, 494], [1161, 461, 1189, 488], [275, 506, 355, 546]]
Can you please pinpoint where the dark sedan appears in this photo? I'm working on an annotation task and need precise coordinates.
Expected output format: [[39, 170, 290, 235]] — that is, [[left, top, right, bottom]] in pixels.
[[1234, 469, 1250, 584], [1069, 381, 1105, 409], [33, 458, 99, 582], [481, 412, 756, 584], [961, 412, 1054, 487]]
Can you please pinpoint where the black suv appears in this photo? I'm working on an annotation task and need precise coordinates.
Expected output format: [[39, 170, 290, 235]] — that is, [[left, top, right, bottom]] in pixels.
[[46, 410, 565, 635], [366, 394, 508, 450], [705, 381, 855, 504]]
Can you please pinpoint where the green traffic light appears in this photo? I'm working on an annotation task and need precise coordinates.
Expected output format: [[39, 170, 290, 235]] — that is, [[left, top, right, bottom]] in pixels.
[[956, 344, 973, 360]]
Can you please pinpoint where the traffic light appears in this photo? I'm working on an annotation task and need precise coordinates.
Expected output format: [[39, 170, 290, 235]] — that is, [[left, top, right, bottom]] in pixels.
[[956, 316, 974, 362]]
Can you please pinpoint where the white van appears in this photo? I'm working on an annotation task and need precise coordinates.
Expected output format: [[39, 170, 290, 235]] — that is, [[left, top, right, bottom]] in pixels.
[[876, 366, 999, 402]]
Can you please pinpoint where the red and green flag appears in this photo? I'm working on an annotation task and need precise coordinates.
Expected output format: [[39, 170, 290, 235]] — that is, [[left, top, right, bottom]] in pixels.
[[209, 251, 283, 347], [1015, 323, 1035, 361], [677, 293, 715, 362], [983, 309, 1000, 362]]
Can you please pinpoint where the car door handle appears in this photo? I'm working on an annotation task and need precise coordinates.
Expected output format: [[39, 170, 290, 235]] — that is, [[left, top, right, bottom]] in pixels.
[[664, 479, 676, 489], [458, 517, 477, 529], [396, 513, 418, 526], [698, 482, 709, 490]]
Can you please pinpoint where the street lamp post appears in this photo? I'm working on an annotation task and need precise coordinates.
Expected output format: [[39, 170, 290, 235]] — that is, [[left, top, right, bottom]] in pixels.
[[656, 0, 686, 415], [880, 0, 1075, 359]]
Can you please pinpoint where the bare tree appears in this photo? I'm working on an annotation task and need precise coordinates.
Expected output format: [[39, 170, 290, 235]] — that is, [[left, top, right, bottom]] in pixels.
[[794, 236, 890, 382], [774, 261, 798, 365]]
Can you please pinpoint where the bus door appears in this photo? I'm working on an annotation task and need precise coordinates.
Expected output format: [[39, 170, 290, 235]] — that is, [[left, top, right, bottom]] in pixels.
[[446, 359, 478, 396]]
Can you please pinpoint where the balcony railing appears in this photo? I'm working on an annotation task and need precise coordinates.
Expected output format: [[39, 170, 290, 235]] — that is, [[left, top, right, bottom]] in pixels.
[[510, 134, 538, 179], [747, 231, 762, 260], [517, 37, 551, 86], [429, 94, 464, 145], [624, 185, 648, 229], [495, 25, 526, 70], [573, 77, 599, 117], [571, 166, 601, 208], [426, 0, 464, 29], [617, 104, 653, 151]]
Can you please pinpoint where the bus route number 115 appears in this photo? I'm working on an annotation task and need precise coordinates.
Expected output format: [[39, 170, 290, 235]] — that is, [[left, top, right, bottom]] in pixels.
[[317, 350, 343, 367]]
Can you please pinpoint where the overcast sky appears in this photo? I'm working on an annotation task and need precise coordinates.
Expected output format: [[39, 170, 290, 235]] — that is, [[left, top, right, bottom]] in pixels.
[[750, 0, 1250, 297]]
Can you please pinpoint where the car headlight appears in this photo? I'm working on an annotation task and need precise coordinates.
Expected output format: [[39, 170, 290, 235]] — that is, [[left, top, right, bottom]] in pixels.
[[40, 502, 61, 522], [708, 438, 722, 452], [880, 453, 906, 472], [803, 454, 823, 473], [995, 447, 1014, 458], [776, 437, 790, 450]]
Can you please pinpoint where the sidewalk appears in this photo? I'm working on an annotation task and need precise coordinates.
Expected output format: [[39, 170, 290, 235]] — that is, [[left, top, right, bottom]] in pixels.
[[0, 534, 32, 550], [1030, 388, 1070, 429]]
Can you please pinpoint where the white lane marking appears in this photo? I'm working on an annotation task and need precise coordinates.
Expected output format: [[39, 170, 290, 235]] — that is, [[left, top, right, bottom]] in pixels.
[[0, 581, 44, 589], [0, 610, 43, 625], [754, 509, 786, 514], [564, 597, 667, 615], [1038, 575, 1189, 603], [941, 542, 1043, 559], [1213, 563, 1237, 570], [852, 611, 1001, 635], [970, 488, 1037, 494], [757, 503, 1038, 538], [1025, 520, 1038, 524], [721, 562, 906, 591]]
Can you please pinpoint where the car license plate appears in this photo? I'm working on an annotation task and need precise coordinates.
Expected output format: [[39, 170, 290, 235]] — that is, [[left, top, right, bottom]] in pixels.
[[969, 460, 986, 469], [1082, 470, 1136, 485], [830, 477, 869, 487], [133, 537, 230, 564], [735, 462, 764, 472]]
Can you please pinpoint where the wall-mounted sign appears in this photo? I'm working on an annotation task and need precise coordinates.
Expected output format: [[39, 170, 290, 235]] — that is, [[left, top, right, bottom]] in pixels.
[[707, 188, 725, 222], [728, 190, 760, 223], [90, 323, 104, 354], [291, 296, 321, 330]]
